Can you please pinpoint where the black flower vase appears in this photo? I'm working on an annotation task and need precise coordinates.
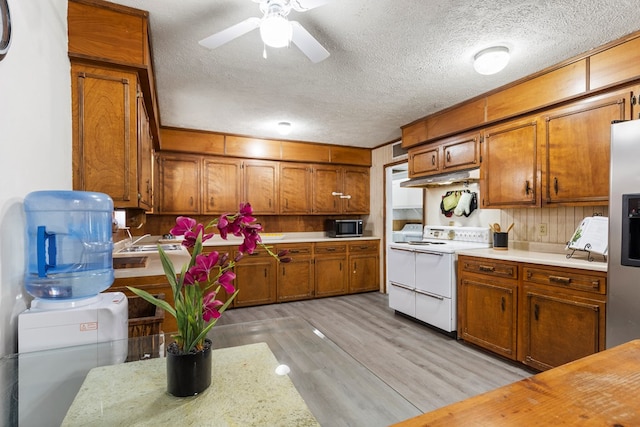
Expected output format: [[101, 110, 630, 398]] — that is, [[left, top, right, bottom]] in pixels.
[[166, 338, 212, 397]]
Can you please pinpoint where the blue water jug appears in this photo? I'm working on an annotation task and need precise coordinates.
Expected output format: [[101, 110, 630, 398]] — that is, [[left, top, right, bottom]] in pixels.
[[24, 191, 114, 299]]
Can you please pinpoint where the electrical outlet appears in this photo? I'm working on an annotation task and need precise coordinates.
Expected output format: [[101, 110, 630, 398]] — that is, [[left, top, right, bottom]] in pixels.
[[538, 223, 548, 236]]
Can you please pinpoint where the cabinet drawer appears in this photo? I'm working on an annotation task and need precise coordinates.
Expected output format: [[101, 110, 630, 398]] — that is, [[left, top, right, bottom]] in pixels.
[[314, 243, 347, 255], [348, 241, 379, 253], [278, 244, 312, 257], [460, 257, 518, 279], [522, 265, 606, 294]]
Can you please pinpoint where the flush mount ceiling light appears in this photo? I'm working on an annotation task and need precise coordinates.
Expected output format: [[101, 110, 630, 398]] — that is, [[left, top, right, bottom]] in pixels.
[[277, 121, 292, 135], [473, 46, 510, 75]]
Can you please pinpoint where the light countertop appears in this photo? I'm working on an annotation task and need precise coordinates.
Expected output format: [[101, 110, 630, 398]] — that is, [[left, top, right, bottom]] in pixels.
[[113, 233, 381, 278], [457, 246, 607, 272]]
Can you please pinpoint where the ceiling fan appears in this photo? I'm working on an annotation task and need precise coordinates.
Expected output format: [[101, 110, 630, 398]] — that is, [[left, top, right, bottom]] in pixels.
[[198, 0, 330, 63]]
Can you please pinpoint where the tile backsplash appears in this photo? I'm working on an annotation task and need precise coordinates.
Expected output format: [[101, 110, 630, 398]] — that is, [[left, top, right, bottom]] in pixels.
[[499, 206, 608, 245]]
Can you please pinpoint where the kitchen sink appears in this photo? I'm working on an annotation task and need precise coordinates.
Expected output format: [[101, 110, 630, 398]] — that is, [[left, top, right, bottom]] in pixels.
[[117, 243, 183, 253]]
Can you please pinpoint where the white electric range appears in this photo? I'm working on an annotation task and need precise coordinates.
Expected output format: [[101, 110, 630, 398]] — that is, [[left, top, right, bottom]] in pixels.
[[388, 226, 491, 334]]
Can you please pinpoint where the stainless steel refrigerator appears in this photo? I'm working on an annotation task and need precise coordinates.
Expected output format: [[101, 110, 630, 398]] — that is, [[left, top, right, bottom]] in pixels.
[[607, 120, 640, 348]]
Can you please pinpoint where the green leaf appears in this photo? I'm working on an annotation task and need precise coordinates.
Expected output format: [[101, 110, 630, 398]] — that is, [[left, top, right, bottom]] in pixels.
[[126, 286, 176, 319]]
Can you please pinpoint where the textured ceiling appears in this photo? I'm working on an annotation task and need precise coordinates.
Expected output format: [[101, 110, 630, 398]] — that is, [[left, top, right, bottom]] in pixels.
[[106, 0, 640, 148]]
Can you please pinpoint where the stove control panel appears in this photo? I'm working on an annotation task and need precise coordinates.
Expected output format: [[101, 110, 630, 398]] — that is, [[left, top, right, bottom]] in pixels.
[[424, 226, 491, 243]]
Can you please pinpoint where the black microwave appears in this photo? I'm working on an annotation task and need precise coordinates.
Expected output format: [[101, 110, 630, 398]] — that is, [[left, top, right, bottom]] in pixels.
[[325, 219, 363, 238]]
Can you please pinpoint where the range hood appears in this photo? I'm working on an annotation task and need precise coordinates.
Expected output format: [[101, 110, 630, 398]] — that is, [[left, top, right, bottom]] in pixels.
[[400, 168, 480, 188]]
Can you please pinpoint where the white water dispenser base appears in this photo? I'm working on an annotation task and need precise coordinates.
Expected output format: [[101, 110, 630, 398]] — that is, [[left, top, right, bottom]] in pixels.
[[18, 291, 129, 353]]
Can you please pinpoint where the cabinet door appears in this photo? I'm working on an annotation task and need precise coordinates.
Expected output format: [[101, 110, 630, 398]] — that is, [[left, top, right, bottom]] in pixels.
[[521, 286, 605, 371], [71, 63, 139, 208], [314, 243, 348, 297], [312, 165, 342, 214], [409, 146, 440, 176], [349, 253, 379, 293], [137, 91, 153, 211], [157, 153, 201, 214], [234, 251, 277, 307], [543, 89, 632, 205], [482, 119, 538, 207], [243, 160, 278, 214], [441, 133, 480, 172], [277, 244, 313, 302], [203, 157, 242, 214], [458, 276, 518, 360], [280, 163, 312, 214], [343, 167, 370, 214]]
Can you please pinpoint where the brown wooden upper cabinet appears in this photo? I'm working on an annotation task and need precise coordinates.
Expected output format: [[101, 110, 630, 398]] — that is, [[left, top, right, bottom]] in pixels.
[[312, 165, 370, 214], [203, 157, 242, 214], [280, 163, 313, 214], [71, 62, 152, 210], [542, 85, 638, 206], [408, 131, 480, 177], [243, 160, 279, 214], [481, 117, 539, 208], [156, 153, 201, 215]]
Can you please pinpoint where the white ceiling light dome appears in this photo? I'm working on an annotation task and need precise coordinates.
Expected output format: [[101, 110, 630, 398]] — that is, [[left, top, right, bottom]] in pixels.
[[277, 121, 292, 135], [473, 46, 510, 75], [260, 12, 292, 48]]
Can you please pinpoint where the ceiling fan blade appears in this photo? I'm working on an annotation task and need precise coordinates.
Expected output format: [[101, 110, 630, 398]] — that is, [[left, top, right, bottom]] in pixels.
[[291, 0, 330, 12], [290, 21, 329, 63], [198, 17, 261, 50]]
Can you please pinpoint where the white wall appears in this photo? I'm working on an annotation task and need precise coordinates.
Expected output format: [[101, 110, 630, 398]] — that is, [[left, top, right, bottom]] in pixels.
[[0, 0, 71, 356]]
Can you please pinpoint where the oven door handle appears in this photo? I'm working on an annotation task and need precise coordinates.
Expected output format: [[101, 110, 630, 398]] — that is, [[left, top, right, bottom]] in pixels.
[[390, 247, 416, 253], [390, 282, 415, 291], [414, 250, 445, 256], [415, 289, 445, 300]]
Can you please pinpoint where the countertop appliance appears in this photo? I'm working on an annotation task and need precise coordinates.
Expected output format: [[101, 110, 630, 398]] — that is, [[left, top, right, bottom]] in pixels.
[[325, 219, 363, 237], [607, 120, 640, 348], [392, 223, 423, 242], [388, 225, 491, 334]]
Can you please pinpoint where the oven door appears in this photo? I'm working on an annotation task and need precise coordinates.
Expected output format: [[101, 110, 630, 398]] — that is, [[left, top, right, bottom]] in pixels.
[[414, 250, 454, 297]]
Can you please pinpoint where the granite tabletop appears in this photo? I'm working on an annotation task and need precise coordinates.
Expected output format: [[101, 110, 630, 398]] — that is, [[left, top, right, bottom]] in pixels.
[[62, 342, 319, 427]]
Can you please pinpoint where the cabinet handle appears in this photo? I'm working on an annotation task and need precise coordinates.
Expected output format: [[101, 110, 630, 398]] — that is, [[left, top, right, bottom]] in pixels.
[[431, 154, 436, 165], [501, 297, 505, 312], [332, 192, 343, 196], [339, 262, 342, 271], [210, 197, 214, 206], [534, 304, 540, 321], [264, 268, 267, 278], [446, 151, 451, 163], [631, 94, 637, 106], [326, 247, 336, 252], [479, 265, 495, 272], [525, 180, 531, 195], [549, 275, 571, 285], [554, 177, 559, 195], [190, 196, 194, 207], [340, 195, 351, 199], [282, 267, 286, 276]]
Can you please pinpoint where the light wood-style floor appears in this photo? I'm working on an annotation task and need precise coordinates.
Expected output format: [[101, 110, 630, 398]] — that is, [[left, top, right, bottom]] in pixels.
[[217, 292, 533, 414]]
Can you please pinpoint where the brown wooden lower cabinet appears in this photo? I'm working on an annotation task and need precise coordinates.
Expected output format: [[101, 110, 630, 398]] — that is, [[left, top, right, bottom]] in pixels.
[[348, 242, 380, 293], [314, 242, 349, 297], [276, 243, 314, 302], [111, 275, 177, 334], [233, 248, 278, 307], [458, 255, 607, 371]]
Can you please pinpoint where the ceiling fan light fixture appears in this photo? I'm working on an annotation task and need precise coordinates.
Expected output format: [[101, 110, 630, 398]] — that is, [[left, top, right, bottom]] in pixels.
[[473, 46, 510, 75], [260, 13, 292, 48], [277, 121, 292, 135]]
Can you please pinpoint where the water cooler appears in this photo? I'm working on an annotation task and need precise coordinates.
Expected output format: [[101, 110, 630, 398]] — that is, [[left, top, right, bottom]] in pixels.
[[17, 191, 129, 426]]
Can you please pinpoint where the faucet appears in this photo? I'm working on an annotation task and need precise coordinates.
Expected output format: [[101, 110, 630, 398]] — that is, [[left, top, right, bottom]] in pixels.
[[129, 233, 151, 247]]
